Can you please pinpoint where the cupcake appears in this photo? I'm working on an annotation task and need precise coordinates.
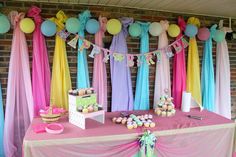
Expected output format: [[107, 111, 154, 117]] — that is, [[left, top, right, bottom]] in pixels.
[[167, 105, 173, 111], [150, 122, 156, 128], [112, 117, 117, 123], [88, 106, 94, 112], [82, 108, 88, 113], [133, 123, 138, 129], [162, 104, 167, 110], [127, 118, 133, 122], [116, 118, 122, 123], [148, 114, 153, 119], [144, 122, 150, 128], [127, 124, 133, 129], [156, 109, 162, 116], [121, 119, 127, 125], [137, 121, 143, 127], [167, 111, 172, 117], [161, 111, 167, 117], [93, 106, 99, 112]]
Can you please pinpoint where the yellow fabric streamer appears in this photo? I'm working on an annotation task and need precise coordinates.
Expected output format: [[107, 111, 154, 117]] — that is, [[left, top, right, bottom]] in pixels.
[[186, 17, 202, 107], [50, 10, 71, 109]]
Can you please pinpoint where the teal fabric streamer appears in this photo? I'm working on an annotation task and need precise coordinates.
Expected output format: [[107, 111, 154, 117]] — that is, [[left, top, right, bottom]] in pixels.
[[201, 25, 216, 111], [77, 10, 91, 89], [0, 83, 5, 157], [134, 22, 150, 110]]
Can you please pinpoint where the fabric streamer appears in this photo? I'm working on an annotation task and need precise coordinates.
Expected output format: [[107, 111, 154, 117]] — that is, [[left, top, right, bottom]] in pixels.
[[172, 17, 186, 109], [0, 83, 4, 157], [201, 25, 216, 112], [154, 20, 171, 107], [215, 27, 232, 119], [92, 16, 108, 111], [134, 22, 150, 110], [186, 17, 202, 106], [110, 17, 134, 111], [4, 11, 34, 156], [77, 10, 91, 89], [50, 10, 71, 110], [28, 6, 51, 116]]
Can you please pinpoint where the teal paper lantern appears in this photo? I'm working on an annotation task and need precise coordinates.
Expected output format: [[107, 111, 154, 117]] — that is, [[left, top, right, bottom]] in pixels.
[[213, 30, 225, 43], [65, 17, 80, 34], [128, 23, 141, 37], [85, 19, 100, 34], [185, 24, 198, 37], [41, 20, 57, 37], [0, 13, 10, 34]]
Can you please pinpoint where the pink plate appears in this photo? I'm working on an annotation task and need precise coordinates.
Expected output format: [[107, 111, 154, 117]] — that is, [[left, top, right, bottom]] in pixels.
[[45, 123, 64, 134]]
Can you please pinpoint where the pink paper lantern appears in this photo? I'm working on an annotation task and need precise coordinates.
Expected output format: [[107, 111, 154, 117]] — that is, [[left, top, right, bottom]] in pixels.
[[197, 27, 210, 41]]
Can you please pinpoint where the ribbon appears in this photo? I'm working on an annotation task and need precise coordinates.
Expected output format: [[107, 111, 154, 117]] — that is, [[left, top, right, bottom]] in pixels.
[[139, 130, 157, 157]]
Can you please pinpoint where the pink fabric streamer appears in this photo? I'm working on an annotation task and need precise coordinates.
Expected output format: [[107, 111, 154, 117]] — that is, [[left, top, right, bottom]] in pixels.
[[92, 16, 108, 111], [154, 20, 171, 106], [172, 17, 186, 109], [4, 11, 34, 157], [156, 128, 234, 157], [27, 6, 51, 116], [24, 128, 234, 157], [215, 27, 231, 119]]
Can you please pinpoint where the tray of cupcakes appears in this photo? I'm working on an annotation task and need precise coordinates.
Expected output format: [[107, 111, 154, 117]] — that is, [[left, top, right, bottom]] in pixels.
[[112, 113, 156, 129], [154, 95, 176, 117], [68, 88, 103, 113]]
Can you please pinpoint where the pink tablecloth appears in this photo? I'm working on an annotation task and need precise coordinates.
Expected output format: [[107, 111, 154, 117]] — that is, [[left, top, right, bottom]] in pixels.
[[23, 109, 236, 157]]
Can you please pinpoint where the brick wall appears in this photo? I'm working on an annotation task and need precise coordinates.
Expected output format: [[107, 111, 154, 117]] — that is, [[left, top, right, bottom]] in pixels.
[[0, 1, 236, 119]]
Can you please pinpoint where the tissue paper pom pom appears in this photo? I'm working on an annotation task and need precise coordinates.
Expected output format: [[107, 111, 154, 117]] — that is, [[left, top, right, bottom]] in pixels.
[[128, 23, 141, 37], [149, 22, 162, 36], [0, 14, 10, 34], [197, 27, 210, 41], [20, 18, 35, 33], [167, 24, 180, 37], [213, 30, 225, 43], [65, 17, 80, 34], [107, 19, 121, 35], [85, 19, 100, 34], [185, 24, 198, 37], [41, 20, 57, 37]]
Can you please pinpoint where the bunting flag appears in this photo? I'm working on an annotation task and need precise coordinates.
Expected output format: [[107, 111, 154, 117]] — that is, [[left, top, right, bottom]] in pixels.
[[89, 45, 100, 58], [70, 34, 188, 67], [57, 29, 70, 40], [67, 35, 78, 49]]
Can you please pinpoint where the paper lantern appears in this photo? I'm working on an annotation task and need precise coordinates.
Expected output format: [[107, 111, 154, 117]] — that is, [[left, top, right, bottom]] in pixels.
[[128, 23, 141, 37], [41, 20, 57, 37], [20, 18, 35, 33], [149, 22, 162, 36], [85, 19, 100, 34], [107, 19, 122, 35], [197, 27, 210, 41], [65, 17, 80, 34], [0, 13, 10, 34], [213, 30, 225, 43], [167, 24, 180, 37], [184, 24, 198, 37]]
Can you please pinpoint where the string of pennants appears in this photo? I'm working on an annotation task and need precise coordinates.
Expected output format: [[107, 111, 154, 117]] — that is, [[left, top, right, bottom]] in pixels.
[[57, 29, 189, 67]]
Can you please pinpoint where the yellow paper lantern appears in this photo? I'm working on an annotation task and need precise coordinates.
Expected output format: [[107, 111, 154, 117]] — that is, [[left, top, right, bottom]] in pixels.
[[106, 19, 122, 35], [20, 18, 35, 34], [167, 24, 180, 37]]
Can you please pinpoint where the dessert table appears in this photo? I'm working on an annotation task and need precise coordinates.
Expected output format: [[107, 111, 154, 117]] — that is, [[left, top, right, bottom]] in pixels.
[[23, 108, 236, 157]]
